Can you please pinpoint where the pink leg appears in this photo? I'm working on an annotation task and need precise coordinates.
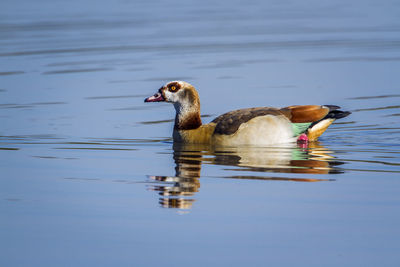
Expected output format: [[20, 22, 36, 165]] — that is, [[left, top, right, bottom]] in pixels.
[[297, 133, 309, 142], [297, 133, 309, 148]]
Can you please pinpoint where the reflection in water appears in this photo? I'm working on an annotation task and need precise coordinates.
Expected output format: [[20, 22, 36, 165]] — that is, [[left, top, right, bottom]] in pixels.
[[148, 144, 203, 210], [147, 142, 344, 210]]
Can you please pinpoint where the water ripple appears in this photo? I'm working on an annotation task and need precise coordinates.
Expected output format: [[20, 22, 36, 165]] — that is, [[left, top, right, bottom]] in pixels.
[[42, 68, 112, 75], [0, 71, 24, 76], [85, 94, 148, 100], [0, 102, 67, 109], [2, 39, 400, 57]]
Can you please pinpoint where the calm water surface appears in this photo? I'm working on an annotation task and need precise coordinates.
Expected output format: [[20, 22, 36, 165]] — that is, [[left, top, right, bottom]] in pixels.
[[1, 0, 400, 266]]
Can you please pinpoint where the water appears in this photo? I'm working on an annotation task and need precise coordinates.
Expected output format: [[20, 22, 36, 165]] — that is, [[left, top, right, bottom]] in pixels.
[[1, 0, 400, 266]]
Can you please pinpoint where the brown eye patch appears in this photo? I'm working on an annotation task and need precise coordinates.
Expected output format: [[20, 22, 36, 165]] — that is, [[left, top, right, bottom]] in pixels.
[[168, 82, 181, 92]]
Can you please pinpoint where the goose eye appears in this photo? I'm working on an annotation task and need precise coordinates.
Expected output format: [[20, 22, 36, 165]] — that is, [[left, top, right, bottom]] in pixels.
[[170, 85, 177, 92]]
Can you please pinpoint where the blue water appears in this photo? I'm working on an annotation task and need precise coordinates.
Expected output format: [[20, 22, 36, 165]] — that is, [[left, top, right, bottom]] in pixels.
[[1, 0, 400, 266]]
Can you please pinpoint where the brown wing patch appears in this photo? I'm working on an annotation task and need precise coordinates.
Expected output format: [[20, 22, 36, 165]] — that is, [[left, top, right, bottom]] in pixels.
[[280, 105, 330, 123], [167, 81, 182, 92], [212, 107, 283, 135]]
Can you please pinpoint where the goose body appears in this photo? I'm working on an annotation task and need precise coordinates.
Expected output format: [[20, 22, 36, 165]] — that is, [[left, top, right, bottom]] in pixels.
[[145, 81, 350, 146]]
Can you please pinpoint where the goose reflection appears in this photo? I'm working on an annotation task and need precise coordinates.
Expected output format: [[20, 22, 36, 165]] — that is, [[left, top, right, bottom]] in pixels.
[[147, 142, 344, 210], [148, 144, 202, 209]]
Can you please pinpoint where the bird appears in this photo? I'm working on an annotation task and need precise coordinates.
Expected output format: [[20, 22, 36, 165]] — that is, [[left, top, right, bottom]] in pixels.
[[144, 81, 350, 146]]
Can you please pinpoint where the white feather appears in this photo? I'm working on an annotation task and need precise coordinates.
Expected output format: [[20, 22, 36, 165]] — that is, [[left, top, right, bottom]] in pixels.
[[212, 115, 296, 146]]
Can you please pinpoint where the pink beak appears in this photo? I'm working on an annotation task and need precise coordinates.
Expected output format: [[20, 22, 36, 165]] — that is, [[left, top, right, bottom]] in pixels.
[[144, 92, 165, 102]]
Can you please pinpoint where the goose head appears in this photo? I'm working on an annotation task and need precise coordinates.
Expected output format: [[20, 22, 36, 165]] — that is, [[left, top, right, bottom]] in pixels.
[[145, 81, 202, 130], [145, 80, 199, 103]]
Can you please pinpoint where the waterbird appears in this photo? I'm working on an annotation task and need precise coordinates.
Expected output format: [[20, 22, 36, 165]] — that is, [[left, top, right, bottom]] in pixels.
[[144, 81, 350, 146]]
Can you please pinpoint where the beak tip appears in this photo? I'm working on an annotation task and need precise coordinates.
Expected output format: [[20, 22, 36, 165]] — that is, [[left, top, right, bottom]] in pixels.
[[144, 92, 165, 103]]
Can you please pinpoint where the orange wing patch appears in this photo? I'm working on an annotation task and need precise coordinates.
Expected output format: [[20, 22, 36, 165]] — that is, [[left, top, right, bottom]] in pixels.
[[280, 105, 330, 123]]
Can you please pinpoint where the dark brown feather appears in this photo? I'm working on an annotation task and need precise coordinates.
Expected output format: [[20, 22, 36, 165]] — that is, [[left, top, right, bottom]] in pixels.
[[175, 113, 202, 130], [212, 107, 282, 135]]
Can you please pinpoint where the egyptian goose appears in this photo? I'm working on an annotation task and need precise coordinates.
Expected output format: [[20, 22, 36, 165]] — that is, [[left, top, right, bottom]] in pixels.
[[144, 81, 350, 146]]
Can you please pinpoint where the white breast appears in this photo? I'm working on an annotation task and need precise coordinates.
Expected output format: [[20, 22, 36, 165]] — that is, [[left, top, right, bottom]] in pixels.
[[212, 115, 295, 146]]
